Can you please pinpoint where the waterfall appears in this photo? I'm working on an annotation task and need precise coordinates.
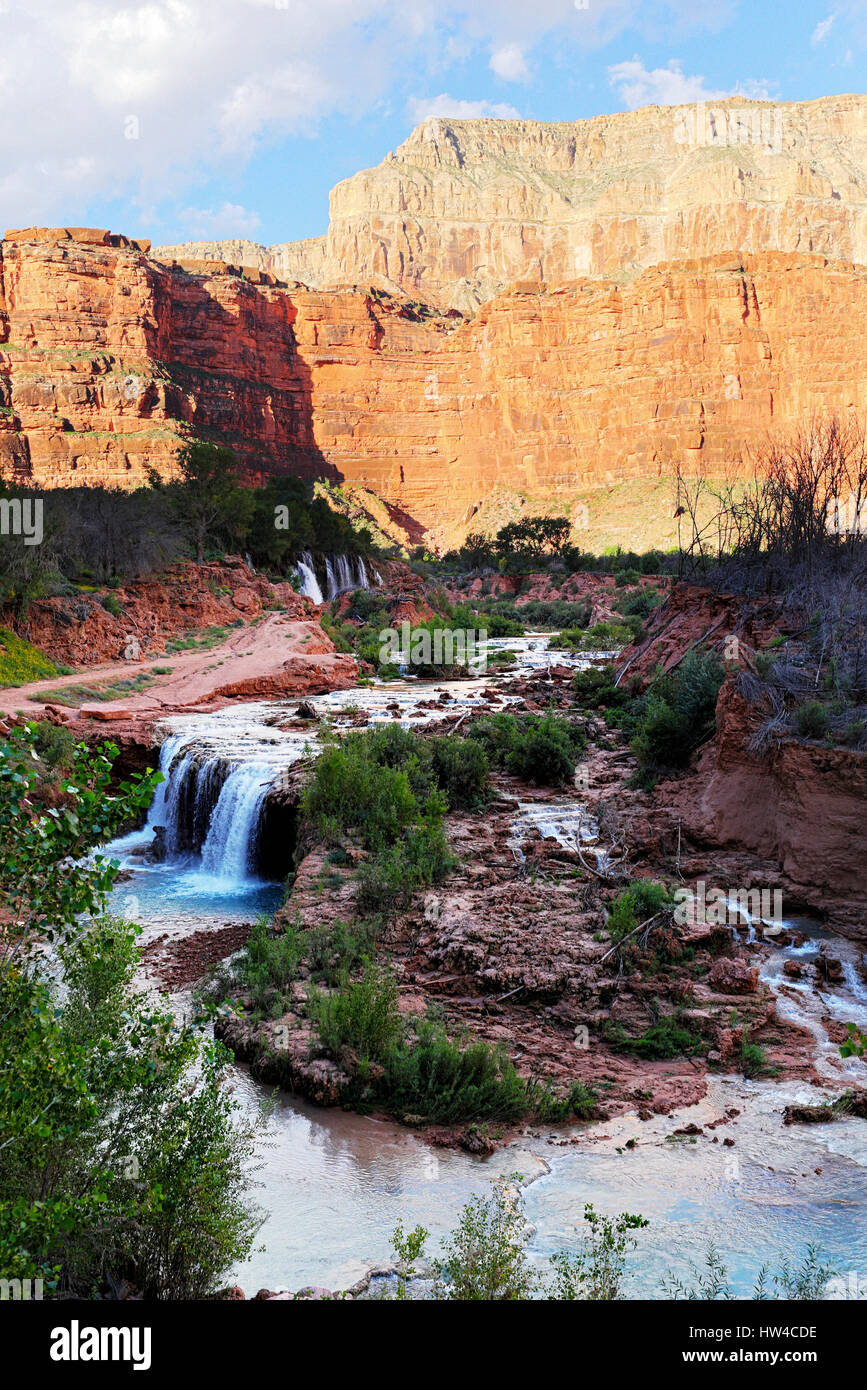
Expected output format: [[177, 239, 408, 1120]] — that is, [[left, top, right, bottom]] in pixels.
[[325, 556, 338, 601], [296, 551, 324, 604], [297, 551, 373, 603], [128, 734, 269, 885], [325, 553, 373, 600], [337, 555, 354, 592], [200, 763, 272, 882]]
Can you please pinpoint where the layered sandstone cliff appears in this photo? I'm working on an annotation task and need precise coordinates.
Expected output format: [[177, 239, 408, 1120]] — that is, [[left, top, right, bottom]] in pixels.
[[155, 95, 867, 310], [3, 230, 867, 547]]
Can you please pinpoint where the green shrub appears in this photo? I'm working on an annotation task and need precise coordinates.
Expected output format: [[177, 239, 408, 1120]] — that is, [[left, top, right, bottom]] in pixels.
[[572, 664, 629, 708], [469, 710, 585, 786], [301, 740, 419, 851], [607, 880, 674, 941], [578, 621, 633, 650], [431, 735, 490, 809], [357, 812, 454, 913], [615, 587, 663, 619], [385, 1021, 530, 1124], [304, 917, 379, 987], [310, 959, 404, 1065], [553, 627, 586, 650], [795, 701, 829, 740], [240, 916, 304, 1016], [606, 1014, 704, 1060], [99, 593, 124, 617], [30, 720, 77, 772], [512, 600, 591, 630], [631, 649, 725, 779]]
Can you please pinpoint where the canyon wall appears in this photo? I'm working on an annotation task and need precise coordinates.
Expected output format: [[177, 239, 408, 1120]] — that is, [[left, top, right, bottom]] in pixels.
[[2, 230, 867, 547], [154, 95, 867, 310]]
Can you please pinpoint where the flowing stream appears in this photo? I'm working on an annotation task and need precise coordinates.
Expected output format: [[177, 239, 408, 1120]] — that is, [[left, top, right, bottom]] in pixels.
[[105, 634, 867, 1297]]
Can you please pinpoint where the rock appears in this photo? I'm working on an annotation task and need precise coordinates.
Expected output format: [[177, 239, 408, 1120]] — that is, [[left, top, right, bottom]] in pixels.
[[708, 957, 760, 995], [783, 960, 803, 979], [154, 96, 867, 310], [5, 225, 867, 553], [816, 952, 845, 982], [295, 700, 318, 720], [460, 1126, 496, 1156]]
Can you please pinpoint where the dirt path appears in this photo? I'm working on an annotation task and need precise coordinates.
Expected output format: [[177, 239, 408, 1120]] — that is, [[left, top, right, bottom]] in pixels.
[[2, 612, 358, 720]]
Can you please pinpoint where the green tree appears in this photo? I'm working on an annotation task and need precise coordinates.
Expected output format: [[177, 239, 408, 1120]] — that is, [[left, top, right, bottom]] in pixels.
[[152, 441, 252, 562], [0, 727, 263, 1297]]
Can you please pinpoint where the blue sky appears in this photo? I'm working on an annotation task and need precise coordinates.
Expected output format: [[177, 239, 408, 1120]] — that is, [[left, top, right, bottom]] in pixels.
[[0, 0, 863, 246]]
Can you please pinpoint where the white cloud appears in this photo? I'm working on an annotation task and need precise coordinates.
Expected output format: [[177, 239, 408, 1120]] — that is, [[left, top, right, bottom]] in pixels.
[[490, 43, 530, 82], [0, 1, 770, 234], [607, 59, 727, 109], [607, 58, 772, 111], [407, 94, 522, 122], [178, 202, 262, 240], [811, 14, 835, 44]]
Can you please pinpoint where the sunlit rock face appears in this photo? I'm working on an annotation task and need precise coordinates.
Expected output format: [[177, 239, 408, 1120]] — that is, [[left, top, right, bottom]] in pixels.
[[4, 232, 867, 549], [156, 95, 867, 310]]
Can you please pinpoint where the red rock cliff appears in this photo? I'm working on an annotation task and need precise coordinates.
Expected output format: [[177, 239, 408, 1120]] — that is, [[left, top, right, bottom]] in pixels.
[[2, 230, 867, 548]]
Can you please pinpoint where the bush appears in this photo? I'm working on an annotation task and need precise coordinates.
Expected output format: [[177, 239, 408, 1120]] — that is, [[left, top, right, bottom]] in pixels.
[[385, 1022, 530, 1124], [99, 592, 124, 617], [356, 815, 454, 913], [572, 664, 630, 709], [553, 627, 586, 650], [615, 587, 663, 619], [301, 740, 419, 851], [606, 1014, 704, 1060], [607, 880, 674, 941], [238, 916, 304, 1015], [631, 649, 724, 780], [469, 710, 585, 786], [430, 735, 490, 809], [511, 600, 591, 630], [310, 959, 404, 1065], [432, 1179, 540, 1300], [795, 700, 830, 740], [578, 621, 634, 650]]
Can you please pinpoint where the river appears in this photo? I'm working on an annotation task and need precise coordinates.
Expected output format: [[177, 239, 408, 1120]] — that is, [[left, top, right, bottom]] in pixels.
[[104, 635, 867, 1298]]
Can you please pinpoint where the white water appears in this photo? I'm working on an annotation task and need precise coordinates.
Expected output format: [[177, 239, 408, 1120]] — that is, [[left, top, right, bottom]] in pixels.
[[200, 763, 273, 882], [295, 552, 323, 605], [101, 633, 867, 1295], [295, 551, 373, 604]]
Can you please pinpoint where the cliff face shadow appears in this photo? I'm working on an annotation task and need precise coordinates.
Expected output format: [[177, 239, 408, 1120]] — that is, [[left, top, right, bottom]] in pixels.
[[157, 267, 344, 488]]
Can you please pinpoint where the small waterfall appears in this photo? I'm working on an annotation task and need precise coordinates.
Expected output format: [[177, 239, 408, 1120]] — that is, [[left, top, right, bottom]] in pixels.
[[200, 763, 272, 882], [325, 556, 338, 601], [325, 553, 372, 600], [296, 552, 324, 605], [128, 734, 269, 884]]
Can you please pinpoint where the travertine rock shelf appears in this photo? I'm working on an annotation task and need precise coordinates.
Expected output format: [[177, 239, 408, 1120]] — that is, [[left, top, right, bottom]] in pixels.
[[155, 95, 867, 310], [2, 229, 867, 548]]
